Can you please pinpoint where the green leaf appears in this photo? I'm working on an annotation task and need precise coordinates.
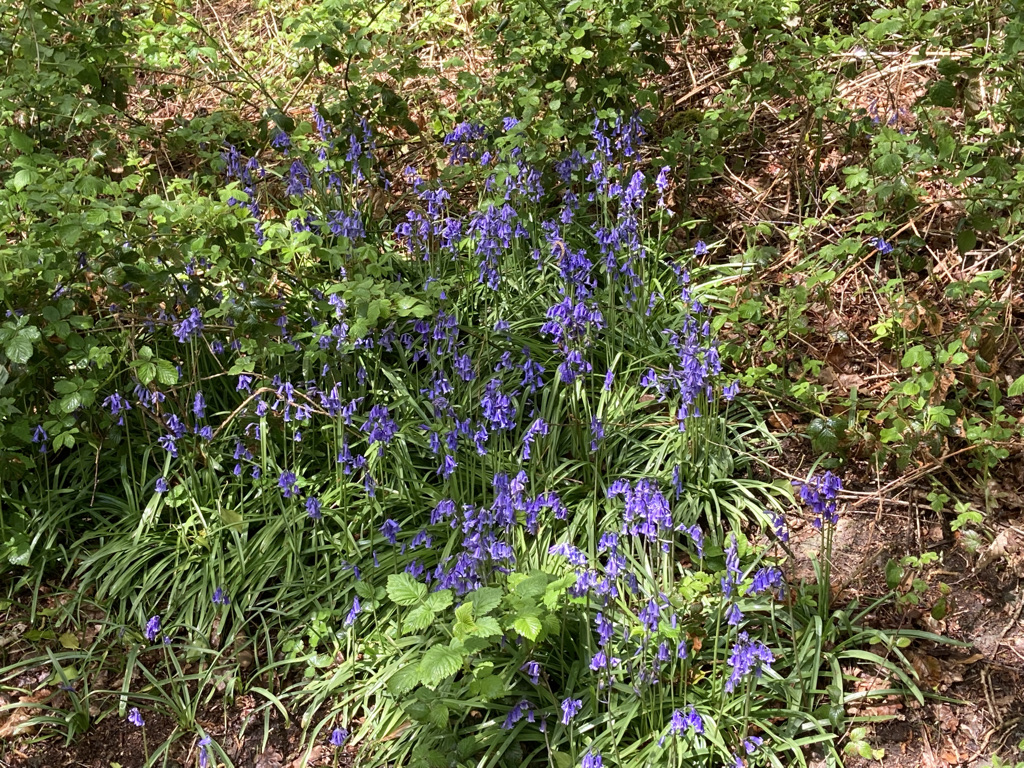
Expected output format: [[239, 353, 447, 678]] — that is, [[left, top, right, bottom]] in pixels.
[[885, 558, 903, 590], [423, 590, 453, 613], [387, 573, 427, 606], [4, 333, 34, 364], [473, 616, 502, 637], [511, 612, 542, 641], [387, 663, 420, 696], [404, 604, 436, 631], [155, 359, 179, 385], [1008, 375, 1024, 397], [928, 80, 957, 107], [956, 228, 976, 255], [467, 587, 502, 615], [514, 571, 549, 598], [9, 130, 34, 153], [873, 153, 904, 176], [418, 645, 463, 687]]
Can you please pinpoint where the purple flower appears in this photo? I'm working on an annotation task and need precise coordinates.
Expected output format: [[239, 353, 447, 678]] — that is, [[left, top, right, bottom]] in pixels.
[[345, 598, 361, 627], [380, 518, 400, 545], [172, 307, 204, 343], [581, 751, 603, 768], [32, 424, 48, 452], [725, 631, 775, 692], [305, 496, 322, 520], [502, 699, 531, 730], [212, 587, 230, 605], [144, 615, 161, 642], [560, 697, 582, 725], [237, 374, 254, 392], [721, 534, 741, 597], [155, 476, 169, 493], [103, 392, 132, 425], [520, 660, 540, 684], [193, 391, 206, 419], [744, 735, 764, 754], [198, 735, 212, 768], [362, 404, 398, 455], [330, 727, 349, 747], [770, 509, 789, 542], [278, 471, 298, 498], [694, 240, 708, 257], [794, 471, 843, 528], [128, 707, 145, 727], [872, 236, 894, 255]]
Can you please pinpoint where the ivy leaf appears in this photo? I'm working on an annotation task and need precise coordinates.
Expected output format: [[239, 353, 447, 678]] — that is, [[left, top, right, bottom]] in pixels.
[[418, 645, 463, 687], [387, 573, 427, 606]]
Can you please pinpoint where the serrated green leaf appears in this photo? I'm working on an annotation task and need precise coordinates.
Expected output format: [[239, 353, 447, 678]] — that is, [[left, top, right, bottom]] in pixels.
[[512, 613, 542, 641], [514, 571, 549, 598], [473, 616, 502, 637], [387, 573, 427, 606], [418, 645, 463, 687], [467, 587, 502, 615], [423, 590, 453, 613], [404, 604, 436, 632], [387, 663, 420, 696]]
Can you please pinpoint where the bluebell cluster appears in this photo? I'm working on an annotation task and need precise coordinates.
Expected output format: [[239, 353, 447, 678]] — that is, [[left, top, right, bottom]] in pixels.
[[90, 109, 796, 766]]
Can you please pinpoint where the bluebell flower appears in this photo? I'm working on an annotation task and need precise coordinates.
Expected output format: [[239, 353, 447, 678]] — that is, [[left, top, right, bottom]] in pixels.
[[330, 727, 349, 747], [270, 129, 290, 152], [144, 615, 161, 642], [128, 707, 145, 727], [172, 307, 204, 343], [744, 735, 764, 754], [560, 697, 582, 725], [198, 735, 212, 768], [155, 476, 169, 493], [103, 392, 131, 425], [344, 598, 361, 627], [694, 240, 708, 257], [278, 471, 299, 498], [770, 510, 789, 542], [520, 660, 540, 684], [32, 424, 48, 453], [725, 631, 775, 692], [872, 237, 894, 255], [794, 471, 843, 528], [380, 518, 400, 545], [237, 374, 253, 392], [212, 587, 230, 605], [747, 566, 784, 596], [726, 603, 744, 626], [502, 699, 531, 729], [305, 496, 322, 520], [581, 750, 603, 768], [721, 534, 741, 597]]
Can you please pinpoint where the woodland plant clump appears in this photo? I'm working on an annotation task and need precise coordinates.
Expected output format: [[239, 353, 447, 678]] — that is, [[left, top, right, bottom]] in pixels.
[[1, 108, 931, 768]]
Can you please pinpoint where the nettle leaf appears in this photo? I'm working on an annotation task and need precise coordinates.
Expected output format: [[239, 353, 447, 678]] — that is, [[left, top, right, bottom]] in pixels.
[[418, 645, 463, 687], [467, 587, 502, 615], [387, 573, 427, 606]]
